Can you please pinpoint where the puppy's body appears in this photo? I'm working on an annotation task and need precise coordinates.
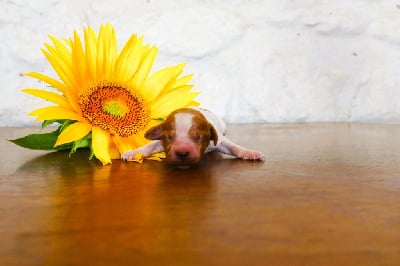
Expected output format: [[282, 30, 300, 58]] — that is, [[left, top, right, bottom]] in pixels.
[[122, 108, 265, 166]]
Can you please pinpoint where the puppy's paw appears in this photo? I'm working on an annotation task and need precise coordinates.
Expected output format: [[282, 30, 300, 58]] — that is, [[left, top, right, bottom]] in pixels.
[[121, 150, 140, 161], [240, 150, 265, 162]]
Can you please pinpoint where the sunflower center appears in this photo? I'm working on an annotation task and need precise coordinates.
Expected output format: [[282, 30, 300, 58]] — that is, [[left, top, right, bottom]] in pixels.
[[79, 81, 150, 137], [103, 99, 129, 117]]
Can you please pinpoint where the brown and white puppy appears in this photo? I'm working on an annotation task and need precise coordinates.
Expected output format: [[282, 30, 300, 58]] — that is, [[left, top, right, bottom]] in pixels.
[[122, 107, 265, 166]]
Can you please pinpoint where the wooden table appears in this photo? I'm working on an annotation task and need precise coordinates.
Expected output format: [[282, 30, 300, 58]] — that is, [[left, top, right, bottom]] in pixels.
[[1, 124, 400, 265]]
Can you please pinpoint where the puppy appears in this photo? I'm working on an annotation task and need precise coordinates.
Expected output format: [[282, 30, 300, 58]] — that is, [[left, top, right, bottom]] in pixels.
[[122, 108, 265, 166]]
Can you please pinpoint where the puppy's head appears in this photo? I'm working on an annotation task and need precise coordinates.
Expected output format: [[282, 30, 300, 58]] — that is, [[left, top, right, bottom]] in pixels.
[[145, 108, 218, 166]]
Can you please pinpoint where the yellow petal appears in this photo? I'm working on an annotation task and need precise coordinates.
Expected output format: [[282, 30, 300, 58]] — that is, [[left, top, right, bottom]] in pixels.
[[54, 121, 91, 146], [29, 106, 84, 121], [141, 63, 186, 102], [131, 133, 149, 148], [118, 120, 161, 153], [150, 86, 200, 117], [169, 74, 194, 91], [48, 35, 71, 61], [41, 48, 76, 93], [109, 140, 121, 159], [84, 25, 98, 81], [103, 23, 118, 79], [131, 46, 158, 89], [71, 30, 87, 89], [146, 152, 166, 161], [132, 152, 144, 163], [113, 135, 134, 154], [114, 34, 139, 81], [114, 133, 151, 155], [92, 127, 112, 165], [96, 24, 114, 79], [188, 100, 200, 107], [44, 37, 77, 90], [24, 72, 67, 94], [22, 88, 70, 108], [24, 72, 81, 113]]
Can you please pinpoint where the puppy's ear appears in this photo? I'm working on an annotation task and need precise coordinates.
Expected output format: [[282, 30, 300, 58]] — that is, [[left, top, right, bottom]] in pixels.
[[144, 124, 163, 140], [210, 125, 218, 146]]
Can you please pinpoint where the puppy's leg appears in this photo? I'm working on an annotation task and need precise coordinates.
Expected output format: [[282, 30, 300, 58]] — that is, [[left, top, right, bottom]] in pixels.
[[122, 140, 164, 161], [216, 137, 265, 161]]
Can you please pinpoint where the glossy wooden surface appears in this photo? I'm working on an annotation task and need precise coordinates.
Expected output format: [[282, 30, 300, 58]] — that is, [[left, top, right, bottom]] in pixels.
[[1, 124, 400, 265]]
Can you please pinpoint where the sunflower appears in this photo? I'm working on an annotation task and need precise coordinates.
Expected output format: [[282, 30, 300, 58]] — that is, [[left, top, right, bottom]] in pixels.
[[22, 23, 199, 165]]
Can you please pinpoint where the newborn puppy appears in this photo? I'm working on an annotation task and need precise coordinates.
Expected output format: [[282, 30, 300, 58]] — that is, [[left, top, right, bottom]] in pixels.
[[122, 108, 265, 166]]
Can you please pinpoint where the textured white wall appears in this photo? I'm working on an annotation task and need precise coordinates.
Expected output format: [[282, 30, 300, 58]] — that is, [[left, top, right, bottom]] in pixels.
[[1, 0, 400, 126]]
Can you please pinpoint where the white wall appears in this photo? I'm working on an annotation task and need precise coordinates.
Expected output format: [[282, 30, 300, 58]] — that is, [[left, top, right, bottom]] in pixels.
[[2, 0, 400, 126]]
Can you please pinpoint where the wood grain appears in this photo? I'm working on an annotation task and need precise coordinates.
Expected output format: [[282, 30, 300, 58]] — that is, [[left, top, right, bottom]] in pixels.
[[1, 124, 400, 265]]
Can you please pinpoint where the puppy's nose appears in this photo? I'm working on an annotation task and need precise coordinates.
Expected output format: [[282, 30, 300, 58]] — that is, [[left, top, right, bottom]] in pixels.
[[176, 151, 189, 161]]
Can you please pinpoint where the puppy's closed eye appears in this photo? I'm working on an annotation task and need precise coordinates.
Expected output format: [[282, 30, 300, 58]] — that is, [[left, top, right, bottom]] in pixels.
[[193, 133, 209, 143], [162, 133, 174, 142], [194, 134, 202, 141]]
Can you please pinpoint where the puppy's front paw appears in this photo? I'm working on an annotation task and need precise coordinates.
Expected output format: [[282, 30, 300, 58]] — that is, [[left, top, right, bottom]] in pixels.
[[122, 150, 139, 161], [240, 150, 265, 162]]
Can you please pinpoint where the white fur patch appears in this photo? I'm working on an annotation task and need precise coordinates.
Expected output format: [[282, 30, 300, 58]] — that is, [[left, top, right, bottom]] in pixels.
[[174, 113, 194, 136]]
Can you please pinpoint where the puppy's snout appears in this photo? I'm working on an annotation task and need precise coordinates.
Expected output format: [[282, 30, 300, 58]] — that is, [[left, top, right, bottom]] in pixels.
[[176, 151, 190, 161], [167, 140, 201, 165]]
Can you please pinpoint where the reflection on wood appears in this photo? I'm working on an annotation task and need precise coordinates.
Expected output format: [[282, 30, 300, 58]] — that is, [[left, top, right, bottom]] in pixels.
[[1, 124, 400, 265]]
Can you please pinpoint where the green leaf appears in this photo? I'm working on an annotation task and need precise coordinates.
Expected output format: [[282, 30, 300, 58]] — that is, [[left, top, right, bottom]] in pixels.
[[88, 146, 95, 160], [41, 119, 67, 130], [69, 138, 91, 157], [9, 129, 73, 151], [59, 120, 76, 132]]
